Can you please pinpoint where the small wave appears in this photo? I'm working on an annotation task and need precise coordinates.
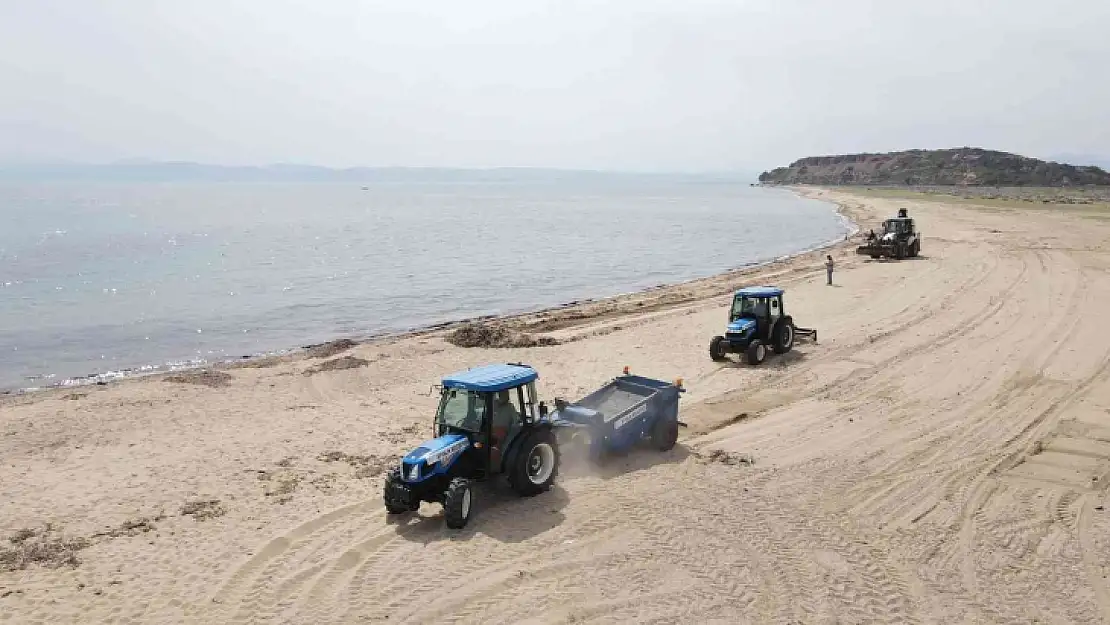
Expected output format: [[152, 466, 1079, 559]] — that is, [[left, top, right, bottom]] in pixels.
[[46, 357, 212, 390]]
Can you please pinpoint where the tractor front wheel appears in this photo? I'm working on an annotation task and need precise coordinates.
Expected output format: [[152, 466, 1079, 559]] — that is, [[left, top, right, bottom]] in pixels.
[[709, 336, 727, 361], [443, 477, 473, 529], [510, 430, 559, 496], [651, 418, 679, 451], [746, 339, 767, 365], [773, 320, 795, 354]]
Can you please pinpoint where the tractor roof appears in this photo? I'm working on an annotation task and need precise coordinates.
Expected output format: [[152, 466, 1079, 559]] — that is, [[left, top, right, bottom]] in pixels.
[[735, 286, 784, 298], [441, 363, 538, 392]]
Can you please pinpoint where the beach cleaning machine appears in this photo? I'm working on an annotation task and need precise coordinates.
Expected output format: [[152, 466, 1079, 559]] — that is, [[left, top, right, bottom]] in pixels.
[[547, 367, 687, 461]]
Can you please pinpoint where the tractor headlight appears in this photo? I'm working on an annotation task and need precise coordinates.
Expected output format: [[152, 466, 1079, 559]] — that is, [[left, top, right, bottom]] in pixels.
[[405, 462, 420, 482]]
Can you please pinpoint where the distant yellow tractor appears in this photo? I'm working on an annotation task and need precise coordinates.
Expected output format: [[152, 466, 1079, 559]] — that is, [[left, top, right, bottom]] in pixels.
[[857, 208, 921, 259]]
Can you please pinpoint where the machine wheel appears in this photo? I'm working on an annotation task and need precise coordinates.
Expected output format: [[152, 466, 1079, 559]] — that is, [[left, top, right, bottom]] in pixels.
[[650, 417, 679, 451], [509, 429, 559, 496], [383, 467, 411, 515], [894, 243, 905, 260], [443, 477, 473, 529], [773, 320, 795, 354], [709, 336, 727, 361], [910, 240, 920, 257], [745, 339, 767, 365]]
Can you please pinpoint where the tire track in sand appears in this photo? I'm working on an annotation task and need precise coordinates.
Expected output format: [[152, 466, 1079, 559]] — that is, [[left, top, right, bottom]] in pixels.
[[336, 479, 632, 623], [210, 501, 376, 618], [1077, 496, 1110, 623]]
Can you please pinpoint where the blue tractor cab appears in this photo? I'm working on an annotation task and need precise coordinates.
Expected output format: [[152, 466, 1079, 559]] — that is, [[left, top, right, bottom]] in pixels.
[[709, 286, 817, 365], [383, 363, 560, 529]]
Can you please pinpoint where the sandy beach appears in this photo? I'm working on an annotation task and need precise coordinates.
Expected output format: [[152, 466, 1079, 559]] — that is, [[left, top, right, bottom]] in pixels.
[[3, 187, 1110, 623]]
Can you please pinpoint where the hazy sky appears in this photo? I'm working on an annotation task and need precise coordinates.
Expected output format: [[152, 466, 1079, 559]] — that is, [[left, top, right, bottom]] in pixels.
[[2, 0, 1108, 172]]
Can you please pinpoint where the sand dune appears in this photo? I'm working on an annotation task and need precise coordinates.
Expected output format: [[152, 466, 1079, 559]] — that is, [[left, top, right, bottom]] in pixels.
[[3, 188, 1110, 623]]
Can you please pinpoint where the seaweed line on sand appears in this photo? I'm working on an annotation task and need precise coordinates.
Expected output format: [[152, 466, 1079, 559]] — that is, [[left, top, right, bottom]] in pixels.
[[446, 322, 559, 349], [302, 355, 370, 376], [164, 370, 233, 388]]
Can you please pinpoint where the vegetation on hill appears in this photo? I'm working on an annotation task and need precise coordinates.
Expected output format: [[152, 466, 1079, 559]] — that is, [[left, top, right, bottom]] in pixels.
[[758, 148, 1110, 186]]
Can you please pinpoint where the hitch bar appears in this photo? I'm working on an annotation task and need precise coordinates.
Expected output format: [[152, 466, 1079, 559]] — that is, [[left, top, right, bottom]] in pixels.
[[794, 327, 818, 344]]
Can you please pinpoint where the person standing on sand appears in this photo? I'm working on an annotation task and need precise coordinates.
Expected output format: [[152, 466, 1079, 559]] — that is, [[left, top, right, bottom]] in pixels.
[[825, 255, 835, 285]]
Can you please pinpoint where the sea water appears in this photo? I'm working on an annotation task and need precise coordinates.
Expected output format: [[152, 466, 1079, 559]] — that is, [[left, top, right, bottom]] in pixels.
[[0, 179, 849, 389]]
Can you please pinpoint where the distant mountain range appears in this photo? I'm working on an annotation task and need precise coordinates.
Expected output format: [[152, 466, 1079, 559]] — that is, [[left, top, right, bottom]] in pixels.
[[758, 148, 1110, 187], [0, 160, 758, 184]]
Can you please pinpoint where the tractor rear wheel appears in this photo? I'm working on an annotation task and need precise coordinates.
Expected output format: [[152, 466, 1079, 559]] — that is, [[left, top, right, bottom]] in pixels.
[[383, 467, 411, 515], [509, 429, 559, 496], [443, 477, 473, 529], [745, 339, 767, 365], [910, 240, 920, 257], [650, 417, 679, 451], [773, 320, 795, 354], [709, 336, 727, 361]]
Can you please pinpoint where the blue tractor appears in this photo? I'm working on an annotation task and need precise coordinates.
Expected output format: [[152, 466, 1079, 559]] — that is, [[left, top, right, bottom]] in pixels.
[[383, 363, 560, 529], [708, 286, 817, 365]]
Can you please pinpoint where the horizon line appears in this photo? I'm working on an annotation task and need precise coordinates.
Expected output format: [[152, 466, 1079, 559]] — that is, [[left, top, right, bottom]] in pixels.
[[0, 159, 760, 177]]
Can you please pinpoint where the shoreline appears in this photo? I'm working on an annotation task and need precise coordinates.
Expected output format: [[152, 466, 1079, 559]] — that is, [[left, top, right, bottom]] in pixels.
[[2, 187, 862, 397]]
